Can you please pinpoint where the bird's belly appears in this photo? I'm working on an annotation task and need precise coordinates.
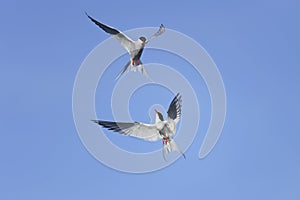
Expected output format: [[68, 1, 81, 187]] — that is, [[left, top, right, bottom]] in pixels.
[[159, 124, 174, 138], [130, 47, 144, 61]]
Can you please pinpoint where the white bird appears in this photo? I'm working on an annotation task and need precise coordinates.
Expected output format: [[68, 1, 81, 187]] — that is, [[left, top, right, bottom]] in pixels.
[[92, 93, 185, 160], [86, 13, 165, 80]]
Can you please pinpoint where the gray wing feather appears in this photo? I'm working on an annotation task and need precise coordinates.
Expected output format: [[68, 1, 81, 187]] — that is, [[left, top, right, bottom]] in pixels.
[[86, 13, 135, 53], [146, 24, 165, 43], [86, 12, 120, 35], [92, 120, 162, 141]]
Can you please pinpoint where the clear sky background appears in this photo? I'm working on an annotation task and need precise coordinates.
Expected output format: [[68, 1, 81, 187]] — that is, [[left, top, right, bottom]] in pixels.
[[1, 0, 300, 199]]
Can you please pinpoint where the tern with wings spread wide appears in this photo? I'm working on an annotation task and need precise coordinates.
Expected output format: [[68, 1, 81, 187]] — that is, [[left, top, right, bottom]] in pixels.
[[92, 93, 185, 160], [86, 13, 165, 80]]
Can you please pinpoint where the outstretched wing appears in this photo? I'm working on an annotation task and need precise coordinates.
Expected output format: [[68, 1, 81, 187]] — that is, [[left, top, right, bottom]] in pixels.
[[92, 120, 162, 141], [86, 13, 135, 53], [167, 93, 182, 124], [146, 24, 165, 43]]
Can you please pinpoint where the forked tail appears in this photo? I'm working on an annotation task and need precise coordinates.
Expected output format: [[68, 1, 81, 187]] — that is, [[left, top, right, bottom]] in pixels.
[[137, 64, 153, 82], [163, 139, 186, 161], [115, 60, 153, 81], [115, 60, 131, 81]]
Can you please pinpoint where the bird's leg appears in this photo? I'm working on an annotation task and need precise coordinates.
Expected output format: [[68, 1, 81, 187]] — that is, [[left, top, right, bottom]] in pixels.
[[162, 137, 169, 145], [137, 60, 141, 65], [165, 137, 169, 144], [130, 59, 136, 71]]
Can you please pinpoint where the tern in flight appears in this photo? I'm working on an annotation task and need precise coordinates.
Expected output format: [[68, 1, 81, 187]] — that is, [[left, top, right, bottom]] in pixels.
[[86, 12, 165, 80], [92, 93, 185, 160]]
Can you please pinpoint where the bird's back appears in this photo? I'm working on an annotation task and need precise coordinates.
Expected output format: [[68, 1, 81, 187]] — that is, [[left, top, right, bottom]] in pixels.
[[159, 120, 176, 138]]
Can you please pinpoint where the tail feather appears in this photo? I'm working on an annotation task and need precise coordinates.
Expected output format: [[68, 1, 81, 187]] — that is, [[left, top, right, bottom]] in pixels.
[[115, 61, 153, 81], [115, 60, 131, 80], [163, 139, 186, 161], [137, 64, 153, 82]]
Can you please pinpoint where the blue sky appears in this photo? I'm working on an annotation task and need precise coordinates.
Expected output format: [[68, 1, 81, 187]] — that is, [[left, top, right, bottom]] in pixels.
[[1, 0, 300, 199]]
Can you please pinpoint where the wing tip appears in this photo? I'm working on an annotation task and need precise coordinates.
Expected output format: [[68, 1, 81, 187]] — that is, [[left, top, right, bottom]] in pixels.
[[85, 11, 92, 19], [91, 119, 99, 124], [160, 24, 165, 33], [175, 92, 182, 101]]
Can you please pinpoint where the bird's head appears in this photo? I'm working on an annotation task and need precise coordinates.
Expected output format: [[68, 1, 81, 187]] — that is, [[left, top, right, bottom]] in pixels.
[[155, 109, 164, 122], [139, 36, 147, 45]]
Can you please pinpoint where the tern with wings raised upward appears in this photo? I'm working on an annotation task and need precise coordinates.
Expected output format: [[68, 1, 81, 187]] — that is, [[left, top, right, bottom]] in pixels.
[[92, 93, 185, 160], [86, 13, 165, 80]]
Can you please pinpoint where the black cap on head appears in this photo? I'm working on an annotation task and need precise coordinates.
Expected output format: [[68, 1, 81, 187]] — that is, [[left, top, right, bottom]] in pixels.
[[139, 36, 146, 42], [155, 109, 164, 121]]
